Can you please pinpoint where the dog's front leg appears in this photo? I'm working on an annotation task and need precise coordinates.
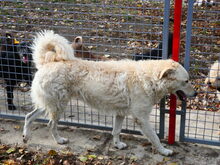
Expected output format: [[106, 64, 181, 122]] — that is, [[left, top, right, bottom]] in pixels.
[[49, 119, 69, 144], [112, 115, 127, 149], [133, 111, 173, 156], [140, 119, 173, 156], [23, 108, 45, 143]]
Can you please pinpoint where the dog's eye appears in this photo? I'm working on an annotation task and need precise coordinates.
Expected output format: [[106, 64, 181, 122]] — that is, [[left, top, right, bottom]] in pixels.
[[185, 80, 189, 83]]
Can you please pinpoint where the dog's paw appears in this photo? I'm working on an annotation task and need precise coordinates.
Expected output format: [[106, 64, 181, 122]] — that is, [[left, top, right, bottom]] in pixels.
[[56, 137, 69, 144], [114, 142, 127, 149], [8, 104, 16, 111], [159, 148, 173, 156], [22, 128, 30, 143], [22, 134, 29, 143]]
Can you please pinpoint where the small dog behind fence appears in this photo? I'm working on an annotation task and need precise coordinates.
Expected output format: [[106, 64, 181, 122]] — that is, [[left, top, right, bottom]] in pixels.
[[0, 33, 32, 110]]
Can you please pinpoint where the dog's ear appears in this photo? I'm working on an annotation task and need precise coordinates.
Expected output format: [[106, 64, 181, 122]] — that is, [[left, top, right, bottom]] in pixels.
[[5, 32, 19, 44], [3, 32, 15, 45], [72, 36, 83, 49], [6, 32, 12, 39], [159, 68, 175, 79]]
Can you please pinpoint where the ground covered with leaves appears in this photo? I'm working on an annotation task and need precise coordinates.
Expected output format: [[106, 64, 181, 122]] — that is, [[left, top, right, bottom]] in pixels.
[[0, 144, 138, 165]]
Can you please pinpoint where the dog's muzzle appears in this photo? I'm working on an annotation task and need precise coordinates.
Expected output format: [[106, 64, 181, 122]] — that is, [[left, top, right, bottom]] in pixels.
[[175, 90, 197, 101], [176, 90, 187, 101], [192, 91, 198, 97]]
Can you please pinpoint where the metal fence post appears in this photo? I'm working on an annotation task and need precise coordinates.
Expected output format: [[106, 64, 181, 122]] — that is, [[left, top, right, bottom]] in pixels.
[[159, 0, 171, 139], [162, 0, 171, 60], [179, 0, 194, 142]]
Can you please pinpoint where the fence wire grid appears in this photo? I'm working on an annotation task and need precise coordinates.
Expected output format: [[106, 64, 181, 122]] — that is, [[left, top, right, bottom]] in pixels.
[[180, 0, 220, 145], [0, 0, 219, 146]]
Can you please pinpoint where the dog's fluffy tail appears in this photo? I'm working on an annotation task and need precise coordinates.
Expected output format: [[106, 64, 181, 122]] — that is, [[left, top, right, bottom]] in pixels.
[[32, 30, 75, 68]]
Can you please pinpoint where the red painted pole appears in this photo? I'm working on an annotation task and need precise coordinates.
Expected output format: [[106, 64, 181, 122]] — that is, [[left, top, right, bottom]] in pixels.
[[168, 0, 183, 144]]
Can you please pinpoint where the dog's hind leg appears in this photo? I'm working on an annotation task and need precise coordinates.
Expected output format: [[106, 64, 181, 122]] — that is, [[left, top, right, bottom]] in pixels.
[[112, 115, 127, 149], [49, 119, 69, 144], [46, 101, 69, 144], [132, 110, 173, 156], [6, 84, 16, 110], [23, 108, 45, 143]]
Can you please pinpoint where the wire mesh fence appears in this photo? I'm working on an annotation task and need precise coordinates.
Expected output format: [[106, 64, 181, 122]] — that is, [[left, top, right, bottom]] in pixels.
[[180, 0, 220, 145], [0, 0, 168, 135], [0, 0, 219, 145]]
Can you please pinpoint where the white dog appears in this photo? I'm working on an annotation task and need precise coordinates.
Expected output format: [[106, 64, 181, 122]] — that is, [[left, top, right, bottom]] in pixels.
[[23, 30, 196, 156], [205, 60, 220, 100]]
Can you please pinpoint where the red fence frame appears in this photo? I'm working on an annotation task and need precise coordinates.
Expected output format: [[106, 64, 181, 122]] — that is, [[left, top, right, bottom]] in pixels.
[[168, 0, 183, 144]]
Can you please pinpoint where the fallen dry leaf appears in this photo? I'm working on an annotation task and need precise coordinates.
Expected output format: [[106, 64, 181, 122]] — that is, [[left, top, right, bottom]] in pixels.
[[63, 160, 71, 165], [93, 135, 101, 140], [14, 125, 21, 130], [167, 163, 178, 165], [48, 150, 58, 156], [164, 157, 171, 161], [0, 145, 7, 150], [78, 155, 87, 162], [6, 147, 16, 154], [3, 159, 17, 165], [142, 142, 151, 147]]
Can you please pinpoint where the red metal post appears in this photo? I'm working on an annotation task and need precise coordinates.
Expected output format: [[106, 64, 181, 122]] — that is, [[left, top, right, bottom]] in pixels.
[[168, 0, 183, 144]]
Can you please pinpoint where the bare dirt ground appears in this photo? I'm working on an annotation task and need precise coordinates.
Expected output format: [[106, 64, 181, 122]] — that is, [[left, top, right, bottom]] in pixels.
[[0, 119, 220, 165]]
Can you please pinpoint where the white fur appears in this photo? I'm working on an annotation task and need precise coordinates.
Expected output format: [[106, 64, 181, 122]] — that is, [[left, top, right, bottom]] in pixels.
[[23, 31, 196, 156], [205, 61, 220, 100], [32, 30, 75, 69]]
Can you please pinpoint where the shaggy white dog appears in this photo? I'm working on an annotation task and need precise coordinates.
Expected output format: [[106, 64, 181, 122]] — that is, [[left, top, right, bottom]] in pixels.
[[205, 61, 220, 100], [23, 30, 196, 156]]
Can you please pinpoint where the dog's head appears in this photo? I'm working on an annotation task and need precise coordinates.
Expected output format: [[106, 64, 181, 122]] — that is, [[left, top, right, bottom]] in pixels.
[[4, 33, 14, 44], [1, 33, 19, 53], [17, 41, 33, 64], [17, 41, 33, 85], [158, 60, 197, 101], [205, 61, 220, 91], [72, 36, 109, 61], [72, 36, 93, 59]]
